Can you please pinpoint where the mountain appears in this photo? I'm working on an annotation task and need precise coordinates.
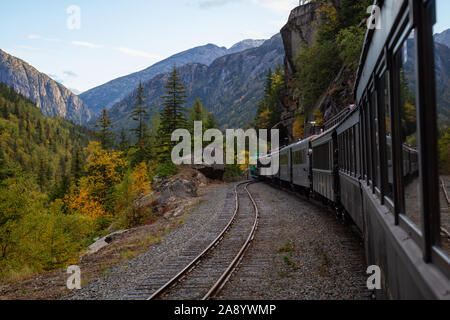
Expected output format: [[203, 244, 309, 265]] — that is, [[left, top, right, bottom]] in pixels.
[[79, 39, 265, 117], [433, 42, 450, 125], [101, 34, 284, 131], [404, 38, 450, 126], [435, 29, 450, 49], [0, 49, 91, 124]]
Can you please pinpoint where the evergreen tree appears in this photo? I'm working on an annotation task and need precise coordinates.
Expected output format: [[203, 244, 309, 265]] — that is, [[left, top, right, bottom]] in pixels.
[[130, 82, 149, 149], [95, 107, 116, 150], [71, 148, 83, 186], [158, 66, 188, 159], [119, 128, 130, 152], [205, 112, 218, 131]]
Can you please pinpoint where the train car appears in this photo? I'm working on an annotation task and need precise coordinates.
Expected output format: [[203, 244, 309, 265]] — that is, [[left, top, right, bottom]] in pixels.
[[354, 0, 448, 299], [279, 146, 291, 184], [311, 126, 338, 203], [336, 107, 364, 231], [291, 137, 313, 194], [253, 0, 449, 299]]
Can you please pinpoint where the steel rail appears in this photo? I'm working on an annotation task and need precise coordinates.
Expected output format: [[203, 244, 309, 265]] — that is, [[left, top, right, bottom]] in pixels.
[[202, 182, 259, 300], [147, 180, 253, 300]]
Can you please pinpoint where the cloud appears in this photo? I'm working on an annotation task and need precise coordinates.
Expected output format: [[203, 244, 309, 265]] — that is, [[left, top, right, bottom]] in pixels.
[[114, 47, 161, 60], [252, 0, 298, 15], [197, 0, 242, 9], [18, 45, 40, 51], [71, 41, 103, 48], [28, 34, 61, 42], [63, 70, 78, 78]]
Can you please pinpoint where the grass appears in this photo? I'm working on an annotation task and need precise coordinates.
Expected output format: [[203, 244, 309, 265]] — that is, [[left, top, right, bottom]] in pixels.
[[314, 246, 329, 273], [278, 242, 295, 255], [121, 250, 138, 260], [278, 241, 297, 270]]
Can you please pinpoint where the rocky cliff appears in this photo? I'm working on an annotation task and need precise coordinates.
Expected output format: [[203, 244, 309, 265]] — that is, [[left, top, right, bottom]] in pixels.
[[281, 2, 319, 83], [79, 39, 265, 118], [0, 49, 91, 124]]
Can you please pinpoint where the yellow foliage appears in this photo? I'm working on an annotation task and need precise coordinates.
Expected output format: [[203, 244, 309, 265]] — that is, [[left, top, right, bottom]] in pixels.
[[257, 109, 271, 129], [293, 115, 305, 140], [131, 162, 152, 196], [66, 177, 106, 220], [314, 109, 324, 127]]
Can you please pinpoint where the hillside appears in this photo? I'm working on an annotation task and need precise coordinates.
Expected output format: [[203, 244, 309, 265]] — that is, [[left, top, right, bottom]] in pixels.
[[0, 82, 92, 192], [0, 49, 91, 124], [100, 34, 284, 131], [79, 39, 265, 117]]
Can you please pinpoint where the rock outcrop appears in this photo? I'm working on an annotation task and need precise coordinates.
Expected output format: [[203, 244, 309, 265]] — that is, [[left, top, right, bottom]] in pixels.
[[0, 49, 91, 124], [281, 2, 319, 83]]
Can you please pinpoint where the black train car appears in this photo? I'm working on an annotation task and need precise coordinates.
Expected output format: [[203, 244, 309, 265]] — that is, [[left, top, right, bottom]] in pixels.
[[354, 0, 449, 298], [336, 107, 364, 231]]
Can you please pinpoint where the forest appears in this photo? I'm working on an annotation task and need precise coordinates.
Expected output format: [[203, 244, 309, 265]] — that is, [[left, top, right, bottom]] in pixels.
[[0, 67, 227, 282]]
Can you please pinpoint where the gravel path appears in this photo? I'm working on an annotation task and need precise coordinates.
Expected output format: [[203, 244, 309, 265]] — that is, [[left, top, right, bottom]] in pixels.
[[64, 183, 236, 300], [215, 182, 371, 300]]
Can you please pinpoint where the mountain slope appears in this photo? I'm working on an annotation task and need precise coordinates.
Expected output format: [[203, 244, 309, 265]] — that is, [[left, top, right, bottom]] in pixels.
[[0, 49, 91, 124], [79, 39, 265, 117], [435, 29, 450, 49], [103, 34, 284, 131], [0, 82, 92, 191]]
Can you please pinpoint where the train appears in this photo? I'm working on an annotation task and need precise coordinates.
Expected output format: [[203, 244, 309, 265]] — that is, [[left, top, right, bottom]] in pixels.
[[253, 0, 449, 299]]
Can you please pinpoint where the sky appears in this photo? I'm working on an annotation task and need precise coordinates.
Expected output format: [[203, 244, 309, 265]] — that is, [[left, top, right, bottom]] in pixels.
[[0, 0, 449, 94]]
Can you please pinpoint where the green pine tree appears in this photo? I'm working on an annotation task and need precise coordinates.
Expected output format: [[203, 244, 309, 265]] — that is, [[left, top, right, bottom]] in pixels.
[[130, 82, 149, 149], [158, 66, 188, 159], [95, 107, 116, 150]]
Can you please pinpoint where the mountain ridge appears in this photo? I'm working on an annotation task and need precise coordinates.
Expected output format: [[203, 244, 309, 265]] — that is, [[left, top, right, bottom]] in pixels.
[[100, 34, 284, 131], [0, 49, 91, 124], [435, 29, 450, 49], [79, 39, 265, 117]]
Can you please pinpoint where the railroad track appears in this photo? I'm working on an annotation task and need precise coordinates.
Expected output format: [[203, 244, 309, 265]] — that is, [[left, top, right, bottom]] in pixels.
[[440, 178, 450, 240], [142, 181, 259, 300]]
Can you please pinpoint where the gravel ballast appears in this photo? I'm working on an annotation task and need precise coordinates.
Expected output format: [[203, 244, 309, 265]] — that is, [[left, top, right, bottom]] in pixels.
[[65, 181, 370, 300]]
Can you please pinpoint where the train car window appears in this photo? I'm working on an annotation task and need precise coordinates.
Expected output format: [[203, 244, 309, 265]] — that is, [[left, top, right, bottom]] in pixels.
[[356, 123, 361, 177], [371, 91, 381, 190], [396, 30, 422, 231], [351, 126, 355, 175], [361, 111, 367, 179], [365, 102, 373, 184], [344, 130, 348, 173], [280, 153, 289, 166], [379, 72, 394, 202], [293, 149, 307, 165], [314, 143, 331, 171], [434, 0, 450, 257]]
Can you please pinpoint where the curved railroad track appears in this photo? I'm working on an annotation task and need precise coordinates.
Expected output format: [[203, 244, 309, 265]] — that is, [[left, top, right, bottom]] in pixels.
[[145, 181, 259, 300]]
